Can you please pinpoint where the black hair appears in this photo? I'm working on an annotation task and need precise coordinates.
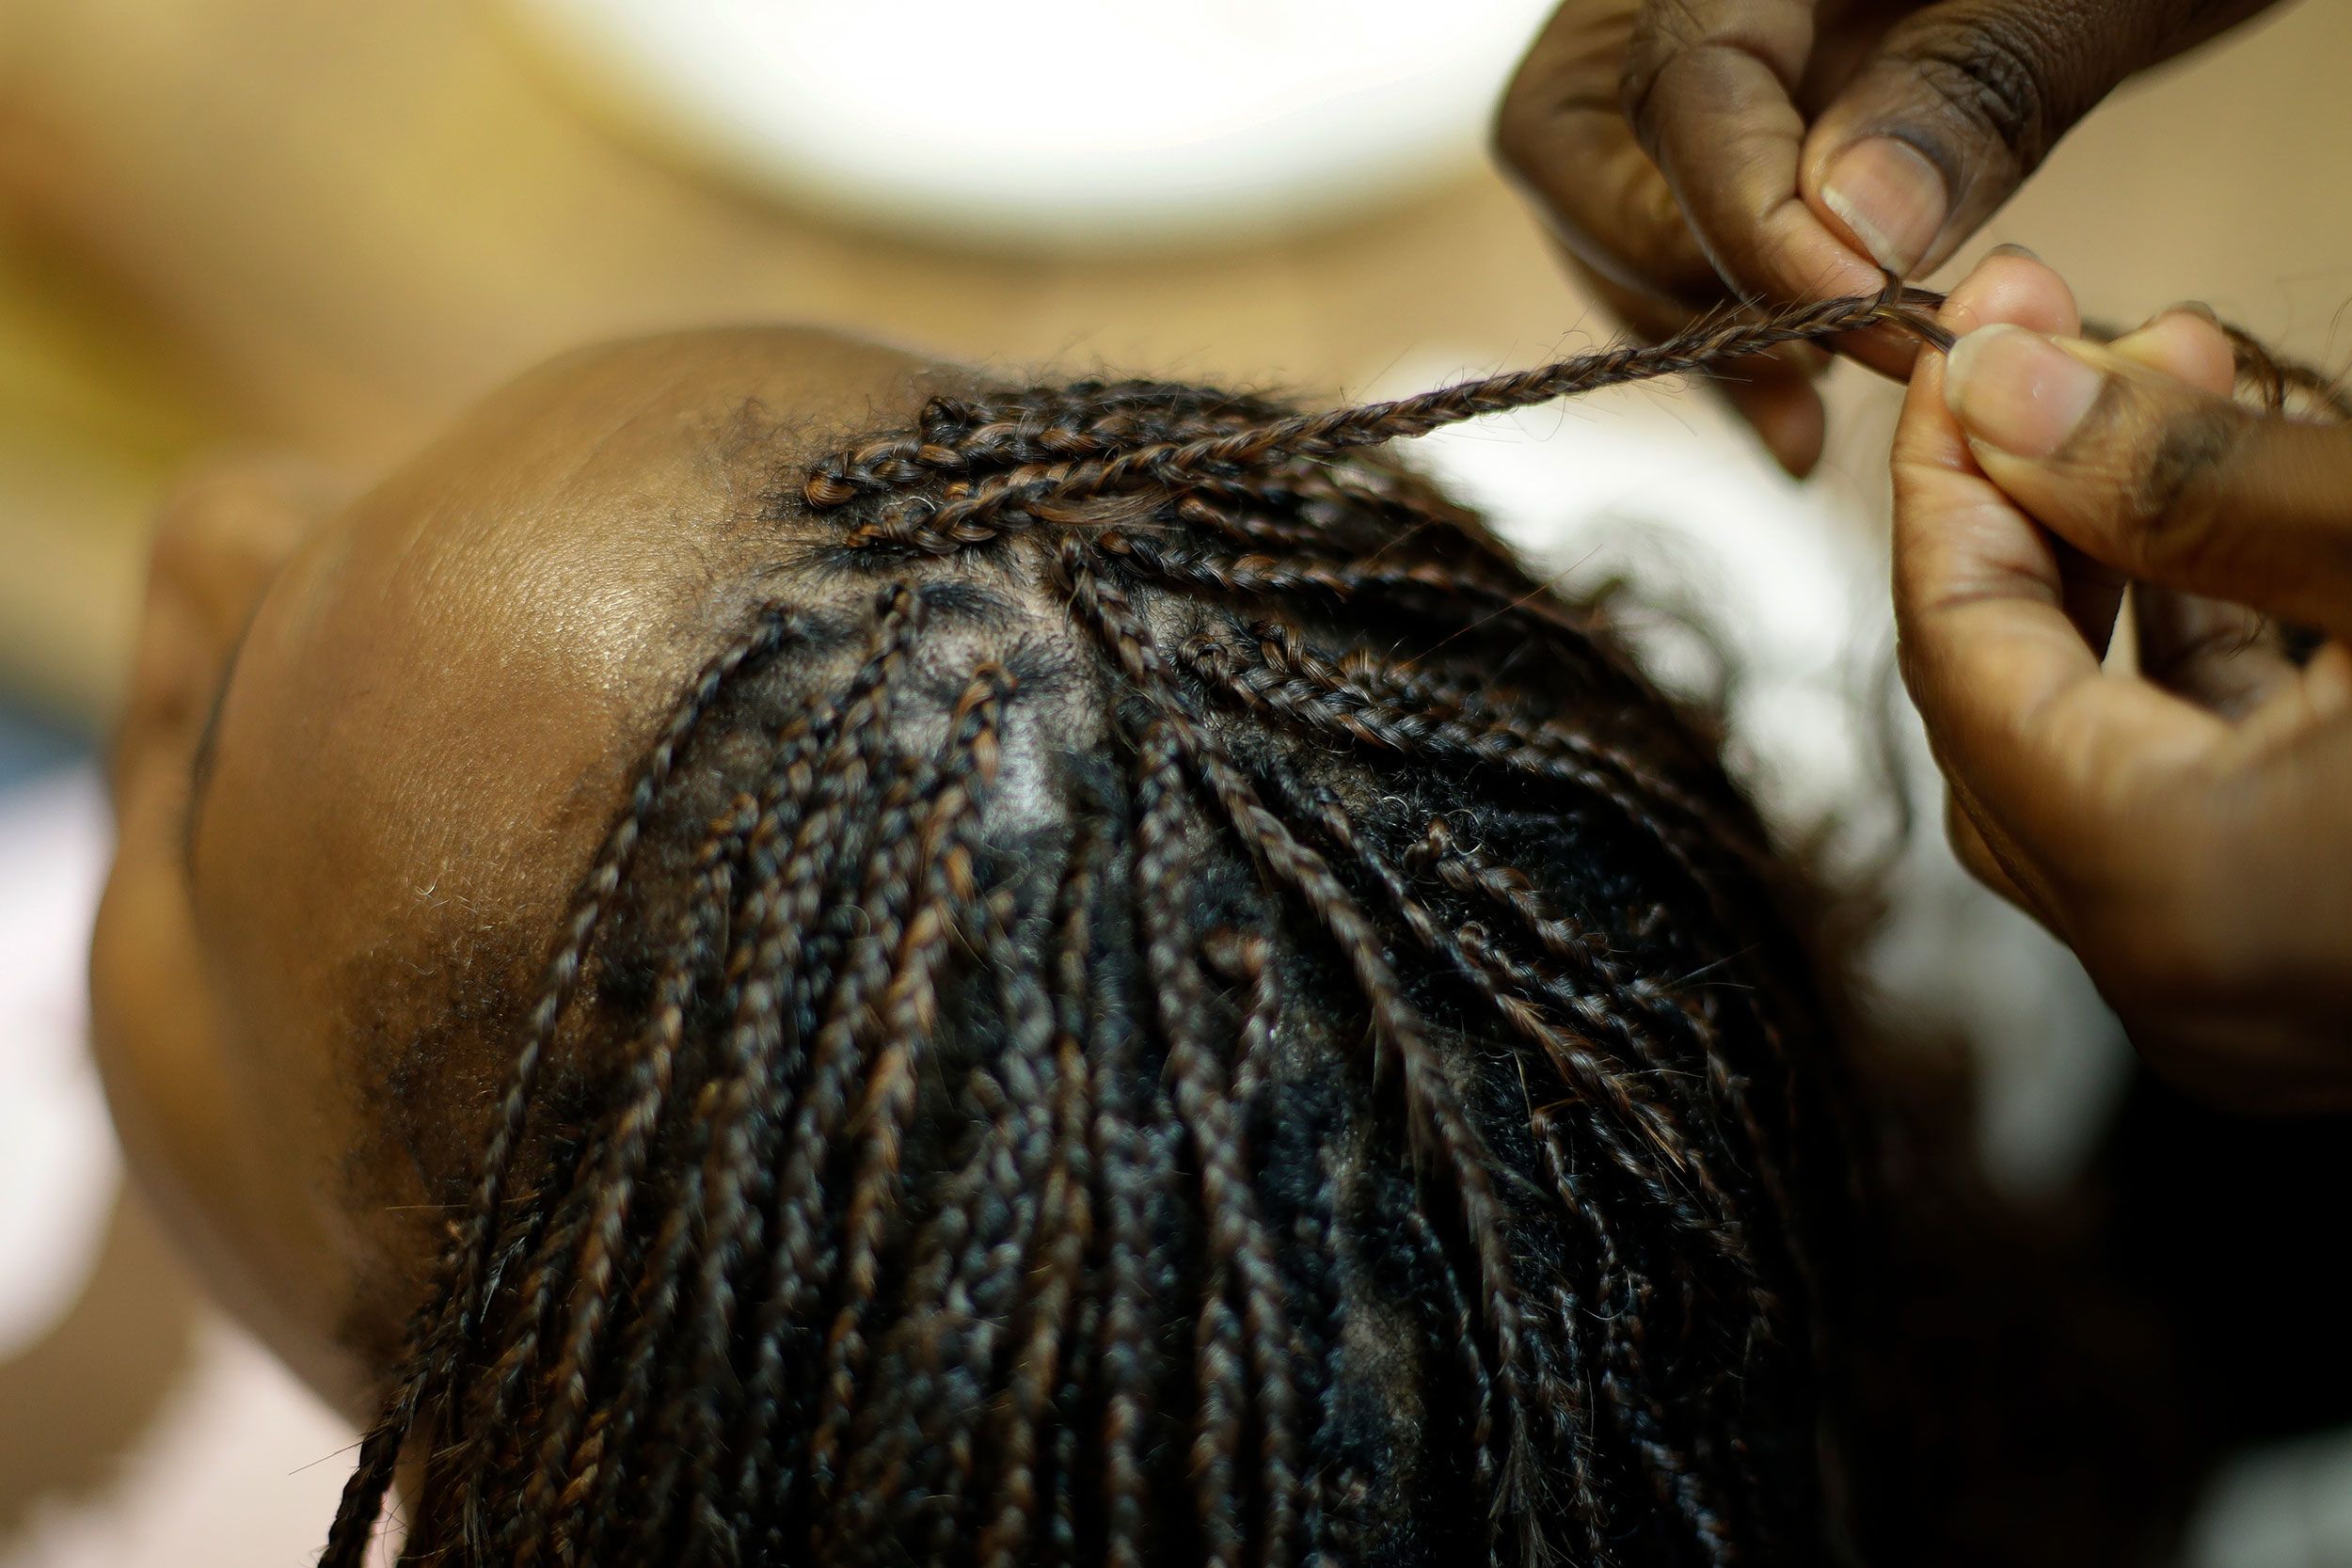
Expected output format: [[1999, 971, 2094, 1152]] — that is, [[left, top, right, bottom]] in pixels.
[[321, 290, 1962, 1567]]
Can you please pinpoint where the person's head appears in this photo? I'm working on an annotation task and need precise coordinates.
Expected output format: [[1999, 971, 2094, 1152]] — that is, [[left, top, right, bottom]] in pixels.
[[97, 323, 1869, 1565]]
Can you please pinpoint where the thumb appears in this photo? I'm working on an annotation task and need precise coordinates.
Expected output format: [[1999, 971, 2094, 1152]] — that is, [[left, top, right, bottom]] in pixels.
[[1940, 317, 2352, 636], [1799, 0, 2260, 276]]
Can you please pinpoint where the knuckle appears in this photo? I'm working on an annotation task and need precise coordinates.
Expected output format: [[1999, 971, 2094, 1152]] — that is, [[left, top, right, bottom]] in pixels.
[[1491, 87, 1544, 176], [2072, 388, 2246, 580], [1898, 17, 2059, 166], [1494, 3, 1639, 178], [1493, 65, 1581, 177], [1618, 0, 1707, 135]]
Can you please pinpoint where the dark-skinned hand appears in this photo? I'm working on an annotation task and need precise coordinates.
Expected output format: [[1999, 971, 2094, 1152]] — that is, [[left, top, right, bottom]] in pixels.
[[1896, 250, 2352, 1112], [1495, 0, 2285, 475]]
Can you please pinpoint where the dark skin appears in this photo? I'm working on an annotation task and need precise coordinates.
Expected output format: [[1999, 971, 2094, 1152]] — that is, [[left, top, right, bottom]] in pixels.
[[1495, 0, 2285, 475], [91, 326, 968, 1418], [1500, 2, 2352, 1098]]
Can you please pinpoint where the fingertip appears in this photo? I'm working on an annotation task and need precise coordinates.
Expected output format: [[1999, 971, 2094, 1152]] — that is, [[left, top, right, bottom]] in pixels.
[[1939, 248, 2081, 341], [2108, 309, 2236, 397]]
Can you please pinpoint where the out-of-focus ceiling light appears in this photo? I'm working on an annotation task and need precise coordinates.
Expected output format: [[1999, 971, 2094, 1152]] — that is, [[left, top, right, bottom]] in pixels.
[[502, 0, 1557, 252]]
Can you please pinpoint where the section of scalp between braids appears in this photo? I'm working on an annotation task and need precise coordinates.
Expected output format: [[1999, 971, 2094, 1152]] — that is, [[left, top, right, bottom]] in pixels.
[[321, 605, 806, 1568], [1058, 539, 1547, 1536], [810, 288, 1951, 552]]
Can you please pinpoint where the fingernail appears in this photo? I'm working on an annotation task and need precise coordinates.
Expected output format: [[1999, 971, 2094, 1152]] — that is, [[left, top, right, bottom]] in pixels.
[[1987, 242, 2041, 261], [2153, 298, 2220, 326], [1943, 324, 2106, 459], [1821, 137, 1949, 276]]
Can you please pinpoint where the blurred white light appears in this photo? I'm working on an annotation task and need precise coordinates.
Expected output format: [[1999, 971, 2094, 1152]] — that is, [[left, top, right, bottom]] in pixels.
[[503, 0, 1558, 250], [0, 768, 118, 1356]]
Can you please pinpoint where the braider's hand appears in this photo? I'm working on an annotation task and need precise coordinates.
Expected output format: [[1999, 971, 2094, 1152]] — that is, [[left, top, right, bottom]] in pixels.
[[1894, 250, 2352, 1111], [1495, 0, 2285, 475]]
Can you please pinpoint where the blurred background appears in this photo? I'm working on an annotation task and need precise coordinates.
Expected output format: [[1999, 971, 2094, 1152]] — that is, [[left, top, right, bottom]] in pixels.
[[4, 0, 2351, 1560]]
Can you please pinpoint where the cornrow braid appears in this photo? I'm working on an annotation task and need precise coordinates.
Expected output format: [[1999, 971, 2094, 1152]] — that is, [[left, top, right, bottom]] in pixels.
[[338, 292, 1954, 1566]]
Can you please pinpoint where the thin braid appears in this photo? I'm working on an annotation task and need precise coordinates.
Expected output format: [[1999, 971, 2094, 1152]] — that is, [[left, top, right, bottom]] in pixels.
[[1260, 763, 1778, 1338], [1200, 928, 1277, 1110], [970, 870, 1096, 1568], [1060, 540, 1547, 1541], [322, 607, 796, 1568], [701, 588, 930, 1553], [1534, 1108, 1741, 1568], [1134, 721, 1306, 1568], [502, 792, 760, 1565], [805, 666, 1016, 1505], [1089, 832, 1179, 1568], [806, 382, 1294, 507], [1420, 815, 1817, 1305], [549, 711, 843, 1558], [1034, 819, 1107, 1568], [1176, 624, 1754, 938], [815, 881, 1041, 1563], [691, 709, 997, 1560]]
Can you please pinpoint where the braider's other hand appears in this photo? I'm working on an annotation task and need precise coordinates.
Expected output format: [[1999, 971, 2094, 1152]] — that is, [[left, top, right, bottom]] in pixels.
[[1893, 249, 2352, 1111], [1494, 0, 2287, 477]]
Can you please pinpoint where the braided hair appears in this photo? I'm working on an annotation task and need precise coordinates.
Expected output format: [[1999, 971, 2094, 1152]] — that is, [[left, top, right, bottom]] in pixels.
[[324, 288, 1955, 1567]]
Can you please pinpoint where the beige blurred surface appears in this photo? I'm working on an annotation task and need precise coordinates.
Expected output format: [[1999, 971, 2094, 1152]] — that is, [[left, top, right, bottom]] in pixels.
[[1, 0, 2349, 1557]]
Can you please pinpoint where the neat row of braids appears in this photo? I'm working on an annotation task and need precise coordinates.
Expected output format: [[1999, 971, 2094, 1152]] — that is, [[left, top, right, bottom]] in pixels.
[[324, 285, 1969, 1566]]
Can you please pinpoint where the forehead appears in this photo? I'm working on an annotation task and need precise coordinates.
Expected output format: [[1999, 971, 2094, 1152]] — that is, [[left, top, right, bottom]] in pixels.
[[188, 327, 953, 1060]]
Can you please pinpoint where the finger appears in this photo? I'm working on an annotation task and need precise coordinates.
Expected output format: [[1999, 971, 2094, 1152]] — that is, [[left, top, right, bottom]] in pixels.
[[1724, 371, 1830, 478], [1926, 249, 2128, 656], [2053, 305, 2233, 663], [1800, 0, 2278, 281], [1941, 315, 2352, 636], [1942, 779, 2048, 922], [1497, 0, 1727, 308], [1892, 254, 2224, 897], [2094, 305, 2305, 713], [1613, 0, 1903, 359]]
